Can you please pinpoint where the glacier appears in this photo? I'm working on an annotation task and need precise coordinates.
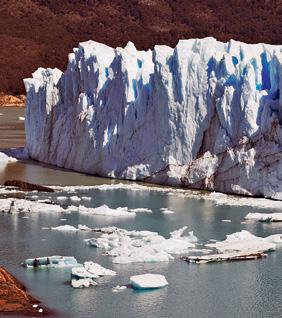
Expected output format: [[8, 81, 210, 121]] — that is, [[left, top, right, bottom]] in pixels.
[[24, 37, 282, 199]]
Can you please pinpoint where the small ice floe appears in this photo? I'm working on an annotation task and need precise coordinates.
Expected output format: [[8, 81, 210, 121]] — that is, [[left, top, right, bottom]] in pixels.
[[32, 304, 38, 308], [0, 113, 3, 116], [22, 216, 29, 219], [85, 226, 197, 264], [51, 225, 78, 232], [65, 205, 79, 213], [72, 261, 116, 279], [0, 152, 17, 164], [206, 230, 282, 253], [31, 195, 39, 200], [38, 308, 43, 313], [160, 208, 174, 214], [78, 224, 92, 231], [112, 285, 127, 293], [221, 219, 231, 223], [70, 196, 81, 203], [244, 212, 282, 223], [79, 204, 136, 217], [60, 218, 67, 221], [130, 274, 168, 290], [0, 198, 65, 214], [23, 256, 79, 268], [57, 196, 68, 202], [181, 252, 267, 264], [129, 208, 152, 213], [81, 196, 92, 201], [41, 239, 47, 241], [41, 227, 49, 230], [18, 116, 25, 121], [71, 278, 97, 289]]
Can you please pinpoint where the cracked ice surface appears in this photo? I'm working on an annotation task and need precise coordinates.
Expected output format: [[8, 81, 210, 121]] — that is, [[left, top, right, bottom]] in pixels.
[[24, 38, 282, 199]]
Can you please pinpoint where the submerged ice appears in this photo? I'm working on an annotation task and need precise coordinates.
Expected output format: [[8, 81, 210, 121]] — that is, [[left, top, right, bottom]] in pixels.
[[24, 38, 282, 199]]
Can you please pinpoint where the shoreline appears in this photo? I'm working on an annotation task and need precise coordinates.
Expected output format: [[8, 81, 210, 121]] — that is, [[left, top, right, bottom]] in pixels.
[[0, 266, 50, 316], [0, 94, 25, 107]]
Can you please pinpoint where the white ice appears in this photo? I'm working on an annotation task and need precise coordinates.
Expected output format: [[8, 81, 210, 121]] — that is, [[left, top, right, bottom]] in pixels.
[[130, 274, 168, 289], [244, 212, 282, 222]]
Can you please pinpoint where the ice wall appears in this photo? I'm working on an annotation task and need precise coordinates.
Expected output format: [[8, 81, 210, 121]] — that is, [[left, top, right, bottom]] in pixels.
[[24, 38, 282, 199]]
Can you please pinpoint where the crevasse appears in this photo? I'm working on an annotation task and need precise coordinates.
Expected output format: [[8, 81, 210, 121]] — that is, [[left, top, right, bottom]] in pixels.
[[24, 37, 282, 200]]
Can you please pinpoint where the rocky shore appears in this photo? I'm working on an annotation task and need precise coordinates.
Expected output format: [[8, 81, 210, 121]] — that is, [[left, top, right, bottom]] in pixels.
[[0, 266, 49, 316], [0, 94, 25, 107]]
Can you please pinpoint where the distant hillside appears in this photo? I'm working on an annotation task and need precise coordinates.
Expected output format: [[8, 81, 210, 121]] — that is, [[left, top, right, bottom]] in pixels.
[[0, 0, 281, 94]]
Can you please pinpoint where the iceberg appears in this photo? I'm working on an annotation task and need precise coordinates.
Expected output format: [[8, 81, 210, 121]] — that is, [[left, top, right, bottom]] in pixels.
[[206, 230, 282, 253], [51, 225, 78, 232], [23, 256, 79, 268], [24, 38, 282, 200], [130, 274, 168, 289], [85, 226, 197, 264]]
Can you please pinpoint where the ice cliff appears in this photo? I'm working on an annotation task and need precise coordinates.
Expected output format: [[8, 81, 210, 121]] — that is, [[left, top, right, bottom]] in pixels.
[[24, 37, 282, 200]]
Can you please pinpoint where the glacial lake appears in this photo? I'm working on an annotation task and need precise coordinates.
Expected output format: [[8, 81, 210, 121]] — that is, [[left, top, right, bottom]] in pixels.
[[0, 107, 281, 318]]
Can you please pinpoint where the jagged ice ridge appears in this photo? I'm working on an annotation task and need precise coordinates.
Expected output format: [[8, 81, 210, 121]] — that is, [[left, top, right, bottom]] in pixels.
[[24, 37, 282, 199]]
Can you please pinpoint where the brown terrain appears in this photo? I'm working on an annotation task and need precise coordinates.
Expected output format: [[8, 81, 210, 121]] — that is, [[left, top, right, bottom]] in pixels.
[[0, 0, 281, 98], [0, 266, 49, 316]]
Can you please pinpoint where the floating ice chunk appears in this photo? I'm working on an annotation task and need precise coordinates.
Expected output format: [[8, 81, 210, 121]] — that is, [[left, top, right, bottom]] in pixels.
[[112, 285, 127, 293], [181, 251, 267, 264], [84, 261, 116, 276], [0, 152, 17, 163], [81, 196, 92, 201], [51, 225, 78, 232], [57, 196, 68, 202], [221, 219, 231, 223], [71, 278, 97, 288], [23, 256, 79, 268], [70, 196, 81, 202], [79, 204, 136, 217], [32, 304, 38, 308], [160, 208, 174, 214], [130, 274, 168, 289], [244, 212, 282, 222], [60, 218, 67, 221], [18, 116, 25, 121], [129, 208, 152, 213], [86, 226, 197, 264], [38, 308, 43, 313], [71, 267, 99, 279], [206, 230, 281, 253], [65, 205, 79, 212], [78, 224, 92, 231], [0, 198, 65, 214], [31, 195, 39, 200]]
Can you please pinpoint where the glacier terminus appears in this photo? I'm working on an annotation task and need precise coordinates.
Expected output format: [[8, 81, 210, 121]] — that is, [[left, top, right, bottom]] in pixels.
[[24, 37, 282, 200]]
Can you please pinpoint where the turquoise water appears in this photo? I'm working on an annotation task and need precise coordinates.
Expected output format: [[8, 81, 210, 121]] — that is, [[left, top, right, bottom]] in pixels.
[[0, 187, 281, 318]]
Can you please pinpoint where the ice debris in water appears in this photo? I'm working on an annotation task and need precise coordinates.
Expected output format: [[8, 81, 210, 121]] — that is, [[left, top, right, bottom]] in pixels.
[[70, 196, 81, 202], [130, 274, 168, 289], [160, 208, 175, 214], [79, 204, 136, 217], [71, 262, 116, 288], [244, 212, 282, 222], [85, 226, 197, 264], [206, 230, 282, 253], [0, 198, 65, 214], [71, 278, 97, 289], [72, 261, 116, 279], [51, 225, 78, 232], [112, 285, 127, 293]]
